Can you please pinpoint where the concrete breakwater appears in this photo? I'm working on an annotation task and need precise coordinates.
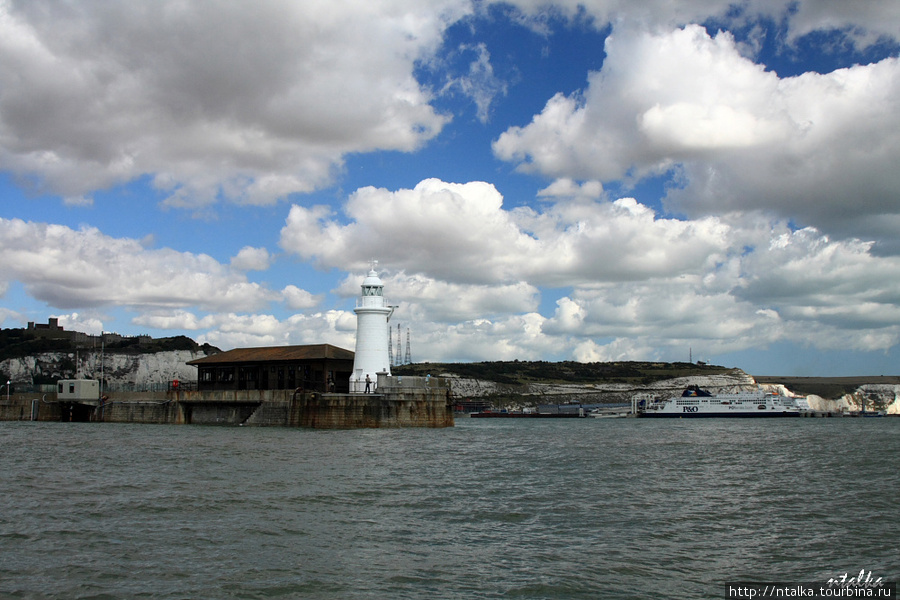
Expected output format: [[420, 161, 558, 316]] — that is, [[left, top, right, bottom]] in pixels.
[[0, 375, 454, 429]]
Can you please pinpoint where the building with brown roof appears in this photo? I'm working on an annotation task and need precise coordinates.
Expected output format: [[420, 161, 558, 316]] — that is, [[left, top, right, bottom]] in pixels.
[[187, 344, 354, 393]]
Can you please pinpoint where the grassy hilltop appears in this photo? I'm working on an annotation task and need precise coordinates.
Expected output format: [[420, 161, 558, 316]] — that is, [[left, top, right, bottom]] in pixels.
[[0, 328, 220, 362], [393, 360, 733, 387]]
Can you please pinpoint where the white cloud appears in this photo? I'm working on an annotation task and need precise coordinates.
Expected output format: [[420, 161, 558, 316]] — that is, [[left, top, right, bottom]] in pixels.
[[280, 178, 900, 362], [335, 270, 539, 323], [230, 247, 272, 272], [440, 42, 508, 123], [397, 312, 557, 363], [735, 228, 900, 338], [493, 24, 900, 244], [780, 1, 900, 47], [197, 310, 359, 351], [536, 220, 900, 358], [281, 179, 539, 283], [282, 285, 322, 311], [0, 218, 277, 312], [132, 310, 216, 331], [53, 312, 105, 336], [280, 178, 733, 287], [571, 338, 659, 363], [537, 179, 604, 203], [543, 279, 780, 356], [0, 0, 467, 206], [492, 24, 791, 180], [501, 0, 900, 46]]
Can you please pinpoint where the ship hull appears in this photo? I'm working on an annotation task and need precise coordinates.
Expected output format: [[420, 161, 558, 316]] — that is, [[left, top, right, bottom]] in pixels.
[[640, 411, 799, 418]]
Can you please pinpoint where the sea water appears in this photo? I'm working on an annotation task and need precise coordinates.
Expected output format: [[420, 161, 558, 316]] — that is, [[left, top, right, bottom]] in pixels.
[[1, 418, 897, 599]]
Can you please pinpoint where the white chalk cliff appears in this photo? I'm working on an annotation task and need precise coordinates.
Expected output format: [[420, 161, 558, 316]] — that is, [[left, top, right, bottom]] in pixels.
[[2, 350, 207, 387]]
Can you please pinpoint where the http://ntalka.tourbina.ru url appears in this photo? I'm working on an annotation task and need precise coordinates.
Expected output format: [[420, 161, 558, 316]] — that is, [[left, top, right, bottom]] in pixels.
[[727, 570, 896, 599]]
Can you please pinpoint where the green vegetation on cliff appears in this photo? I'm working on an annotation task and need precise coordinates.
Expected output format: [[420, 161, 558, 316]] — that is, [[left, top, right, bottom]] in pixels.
[[0, 328, 219, 361], [393, 360, 733, 387]]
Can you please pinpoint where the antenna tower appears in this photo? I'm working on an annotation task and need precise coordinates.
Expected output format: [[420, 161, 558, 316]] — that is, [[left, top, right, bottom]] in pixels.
[[388, 324, 394, 366], [404, 327, 411, 365]]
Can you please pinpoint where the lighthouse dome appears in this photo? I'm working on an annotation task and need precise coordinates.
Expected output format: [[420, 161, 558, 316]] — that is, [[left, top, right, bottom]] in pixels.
[[362, 269, 382, 287]]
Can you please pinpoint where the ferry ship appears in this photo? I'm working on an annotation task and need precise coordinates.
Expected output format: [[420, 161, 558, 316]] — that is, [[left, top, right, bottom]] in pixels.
[[641, 385, 801, 418]]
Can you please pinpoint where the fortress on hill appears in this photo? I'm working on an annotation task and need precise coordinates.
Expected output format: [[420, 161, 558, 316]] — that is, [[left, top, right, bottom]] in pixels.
[[26, 318, 151, 347]]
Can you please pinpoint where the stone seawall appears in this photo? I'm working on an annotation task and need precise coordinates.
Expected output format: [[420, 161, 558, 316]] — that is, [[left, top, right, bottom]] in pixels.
[[0, 376, 454, 429], [96, 397, 185, 424], [294, 389, 454, 428], [1, 395, 62, 421]]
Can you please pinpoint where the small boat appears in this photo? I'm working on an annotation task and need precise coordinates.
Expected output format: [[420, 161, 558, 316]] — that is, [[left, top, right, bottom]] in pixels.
[[640, 385, 801, 418], [470, 408, 586, 418], [588, 409, 630, 419]]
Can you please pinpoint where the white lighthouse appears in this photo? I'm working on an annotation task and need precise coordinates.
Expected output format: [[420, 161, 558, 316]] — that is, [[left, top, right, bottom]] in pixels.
[[350, 262, 394, 393]]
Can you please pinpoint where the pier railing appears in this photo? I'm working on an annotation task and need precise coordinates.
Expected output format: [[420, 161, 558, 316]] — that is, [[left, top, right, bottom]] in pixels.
[[11, 381, 198, 395], [376, 374, 450, 391]]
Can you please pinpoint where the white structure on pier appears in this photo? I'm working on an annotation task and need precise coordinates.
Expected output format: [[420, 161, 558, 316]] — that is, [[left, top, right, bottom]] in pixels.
[[349, 262, 394, 393]]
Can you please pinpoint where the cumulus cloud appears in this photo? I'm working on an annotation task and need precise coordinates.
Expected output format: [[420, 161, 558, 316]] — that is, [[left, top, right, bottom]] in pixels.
[[197, 310, 359, 351], [778, 1, 900, 47], [0, 218, 277, 312], [537, 178, 604, 203], [280, 178, 733, 287], [53, 312, 105, 336], [0, 0, 467, 206], [334, 270, 540, 323], [503, 0, 900, 46], [735, 228, 900, 336], [409, 312, 556, 362], [0, 307, 20, 327], [493, 24, 900, 244], [132, 310, 217, 331], [230, 247, 272, 272], [537, 220, 900, 358], [278, 177, 900, 362], [281, 285, 322, 311], [543, 279, 780, 355]]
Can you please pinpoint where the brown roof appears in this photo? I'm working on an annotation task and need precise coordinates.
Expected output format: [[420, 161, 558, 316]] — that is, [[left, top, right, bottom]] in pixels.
[[187, 344, 354, 366]]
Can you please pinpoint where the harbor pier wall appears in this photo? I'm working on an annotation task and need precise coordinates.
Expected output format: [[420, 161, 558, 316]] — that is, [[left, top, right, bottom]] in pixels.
[[294, 389, 454, 428], [1, 394, 62, 422], [0, 376, 454, 428]]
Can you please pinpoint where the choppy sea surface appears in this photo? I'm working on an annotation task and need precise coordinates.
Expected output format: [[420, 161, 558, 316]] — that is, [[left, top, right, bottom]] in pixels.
[[1, 418, 898, 599]]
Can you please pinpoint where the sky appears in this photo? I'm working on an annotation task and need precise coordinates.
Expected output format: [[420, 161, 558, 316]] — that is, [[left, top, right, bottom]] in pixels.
[[1, 1, 900, 376]]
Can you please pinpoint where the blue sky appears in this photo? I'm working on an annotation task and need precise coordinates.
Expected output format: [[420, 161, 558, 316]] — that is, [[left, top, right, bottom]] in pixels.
[[2, 1, 900, 376]]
